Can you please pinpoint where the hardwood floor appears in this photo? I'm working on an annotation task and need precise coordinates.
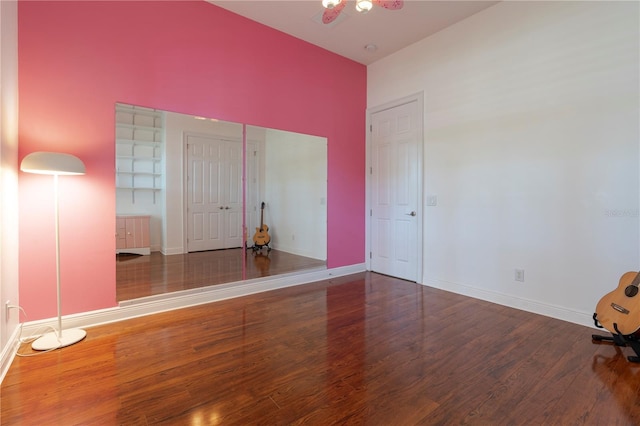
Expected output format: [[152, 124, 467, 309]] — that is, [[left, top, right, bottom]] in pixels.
[[3, 272, 640, 425], [116, 248, 326, 301]]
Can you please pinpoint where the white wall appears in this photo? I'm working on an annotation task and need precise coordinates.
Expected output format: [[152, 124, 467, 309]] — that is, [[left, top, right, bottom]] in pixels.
[[0, 0, 20, 379], [264, 128, 327, 260], [368, 1, 639, 327]]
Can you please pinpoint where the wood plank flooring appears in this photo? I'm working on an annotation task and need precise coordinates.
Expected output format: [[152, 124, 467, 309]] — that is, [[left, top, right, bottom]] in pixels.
[[116, 248, 326, 301], [3, 272, 640, 425]]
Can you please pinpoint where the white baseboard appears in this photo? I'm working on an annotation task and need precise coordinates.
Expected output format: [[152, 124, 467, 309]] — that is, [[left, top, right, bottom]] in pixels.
[[421, 277, 597, 329], [161, 247, 184, 255], [18, 263, 366, 339], [115, 247, 150, 256], [0, 325, 21, 385]]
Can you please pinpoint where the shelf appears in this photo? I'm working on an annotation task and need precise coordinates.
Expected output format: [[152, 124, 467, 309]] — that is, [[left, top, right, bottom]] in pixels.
[[116, 171, 161, 177], [116, 103, 164, 205], [117, 186, 162, 191], [115, 104, 161, 115], [116, 138, 162, 146], [115, 123, 163, 132], [116, 155, 161, 161]]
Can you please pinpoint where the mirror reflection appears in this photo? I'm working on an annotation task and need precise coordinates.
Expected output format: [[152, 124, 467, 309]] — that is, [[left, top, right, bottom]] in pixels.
[[115, 104, 327, 302]]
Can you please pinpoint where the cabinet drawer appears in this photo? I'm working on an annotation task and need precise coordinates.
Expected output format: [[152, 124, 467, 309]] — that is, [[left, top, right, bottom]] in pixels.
[[125, 217, 150, 248], [116, 215, 150, 254], [116, 217, 127, 249]]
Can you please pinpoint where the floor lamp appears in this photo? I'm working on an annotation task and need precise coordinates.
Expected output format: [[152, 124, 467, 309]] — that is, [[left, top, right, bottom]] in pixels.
[[21, 152, 87, 350]]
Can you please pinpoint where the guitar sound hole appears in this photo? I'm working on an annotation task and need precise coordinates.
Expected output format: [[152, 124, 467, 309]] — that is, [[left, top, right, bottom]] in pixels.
[[625, 285, 639, 297]]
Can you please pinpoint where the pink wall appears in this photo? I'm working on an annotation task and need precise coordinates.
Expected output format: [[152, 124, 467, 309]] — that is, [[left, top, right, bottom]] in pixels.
[[18, 1, 366, 320]]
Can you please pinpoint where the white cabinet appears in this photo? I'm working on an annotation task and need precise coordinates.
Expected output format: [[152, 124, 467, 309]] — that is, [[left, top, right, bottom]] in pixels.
[[115, 104, 164, 203], [116, 215, 151, 255]]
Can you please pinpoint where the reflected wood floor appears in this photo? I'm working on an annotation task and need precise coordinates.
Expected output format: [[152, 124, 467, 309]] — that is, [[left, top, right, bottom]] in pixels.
[[3, 272, 640, 425], [116, 248, 326, 301]]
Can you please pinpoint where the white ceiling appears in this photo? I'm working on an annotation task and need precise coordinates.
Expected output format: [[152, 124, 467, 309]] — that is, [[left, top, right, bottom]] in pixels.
[[208, 0, 499, 65]]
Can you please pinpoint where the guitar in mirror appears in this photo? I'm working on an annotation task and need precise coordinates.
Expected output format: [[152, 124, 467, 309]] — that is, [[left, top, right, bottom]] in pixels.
[[115, 104, 327, 302]]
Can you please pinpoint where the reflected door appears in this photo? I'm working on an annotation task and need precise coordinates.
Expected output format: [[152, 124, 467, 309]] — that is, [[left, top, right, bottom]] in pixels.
[[371, 100, 420, 281], [186, 134, 242, 251]]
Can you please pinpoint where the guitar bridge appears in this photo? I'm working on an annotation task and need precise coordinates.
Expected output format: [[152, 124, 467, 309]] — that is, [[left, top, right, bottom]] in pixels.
[[611, 303, 630, 314]]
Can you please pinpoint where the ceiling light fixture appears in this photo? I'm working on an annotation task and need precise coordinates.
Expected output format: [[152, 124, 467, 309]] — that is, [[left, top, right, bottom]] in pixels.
[[321, 0, 403, 25], [322, 0, 341, 9], [355, 0, 373, 13]]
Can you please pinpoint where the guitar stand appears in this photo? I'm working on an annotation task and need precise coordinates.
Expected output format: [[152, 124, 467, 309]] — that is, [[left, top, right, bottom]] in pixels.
[[251, 243, 271, 253], [592, 313, 640, 363]]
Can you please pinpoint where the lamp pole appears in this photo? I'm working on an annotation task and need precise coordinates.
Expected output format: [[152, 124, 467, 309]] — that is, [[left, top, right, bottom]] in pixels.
[[53, 173, 63, 340]]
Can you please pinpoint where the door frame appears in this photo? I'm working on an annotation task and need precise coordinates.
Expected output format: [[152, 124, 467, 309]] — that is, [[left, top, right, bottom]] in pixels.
[[180, 131, 264, 253], [182, 131, 243, 252], [366, 92, 425, 282]]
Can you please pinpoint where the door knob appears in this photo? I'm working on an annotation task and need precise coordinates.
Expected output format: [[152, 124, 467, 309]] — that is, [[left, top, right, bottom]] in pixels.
[[407, 211, 417, 216]]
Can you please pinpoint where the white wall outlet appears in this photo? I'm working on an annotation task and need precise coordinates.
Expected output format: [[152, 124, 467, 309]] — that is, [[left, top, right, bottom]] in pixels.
[[427, 195, 438, 206], [515, 269, 525, 282]]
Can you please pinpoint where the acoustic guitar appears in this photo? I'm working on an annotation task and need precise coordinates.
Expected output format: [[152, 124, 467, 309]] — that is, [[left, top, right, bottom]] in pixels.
[[595, 271, 640, 336], [253, 202, 271, 247]]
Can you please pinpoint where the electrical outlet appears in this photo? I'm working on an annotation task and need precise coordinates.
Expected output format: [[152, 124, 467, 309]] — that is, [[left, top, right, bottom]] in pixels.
[[515, 269, 525, 282]]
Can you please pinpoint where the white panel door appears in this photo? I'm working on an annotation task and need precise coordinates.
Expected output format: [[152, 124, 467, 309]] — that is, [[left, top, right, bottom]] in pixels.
[[186, 135, 242, 252], [371, 100, 421, 281]]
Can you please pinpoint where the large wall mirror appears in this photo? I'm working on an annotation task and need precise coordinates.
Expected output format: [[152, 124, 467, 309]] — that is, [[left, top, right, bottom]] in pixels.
[[115, 104, 327, 302]]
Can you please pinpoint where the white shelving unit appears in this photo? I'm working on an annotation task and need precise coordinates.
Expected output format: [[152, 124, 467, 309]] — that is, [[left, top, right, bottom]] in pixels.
[[115, 104, 164, 203]]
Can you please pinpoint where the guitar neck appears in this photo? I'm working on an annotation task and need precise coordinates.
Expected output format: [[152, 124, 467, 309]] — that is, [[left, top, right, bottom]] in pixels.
[[259, 202, 265, 228]]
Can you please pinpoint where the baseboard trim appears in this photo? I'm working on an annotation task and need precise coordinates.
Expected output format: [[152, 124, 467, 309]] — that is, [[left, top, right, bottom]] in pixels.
[[4, 266, 598, 385], [115, 247, 150, 256], [161, 247, 184, 256], [19, 263, 366, 338], [421, 277, 597, 329], [0, 325, 21, 385]]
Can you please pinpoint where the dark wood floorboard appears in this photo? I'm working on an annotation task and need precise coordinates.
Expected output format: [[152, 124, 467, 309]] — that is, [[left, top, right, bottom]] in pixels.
[[3, 272, 640, 425], [116, 248, 326, 301]]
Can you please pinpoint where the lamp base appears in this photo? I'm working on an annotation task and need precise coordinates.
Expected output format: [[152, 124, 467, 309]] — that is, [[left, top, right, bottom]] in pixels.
[[32, 328, 87, 351]]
